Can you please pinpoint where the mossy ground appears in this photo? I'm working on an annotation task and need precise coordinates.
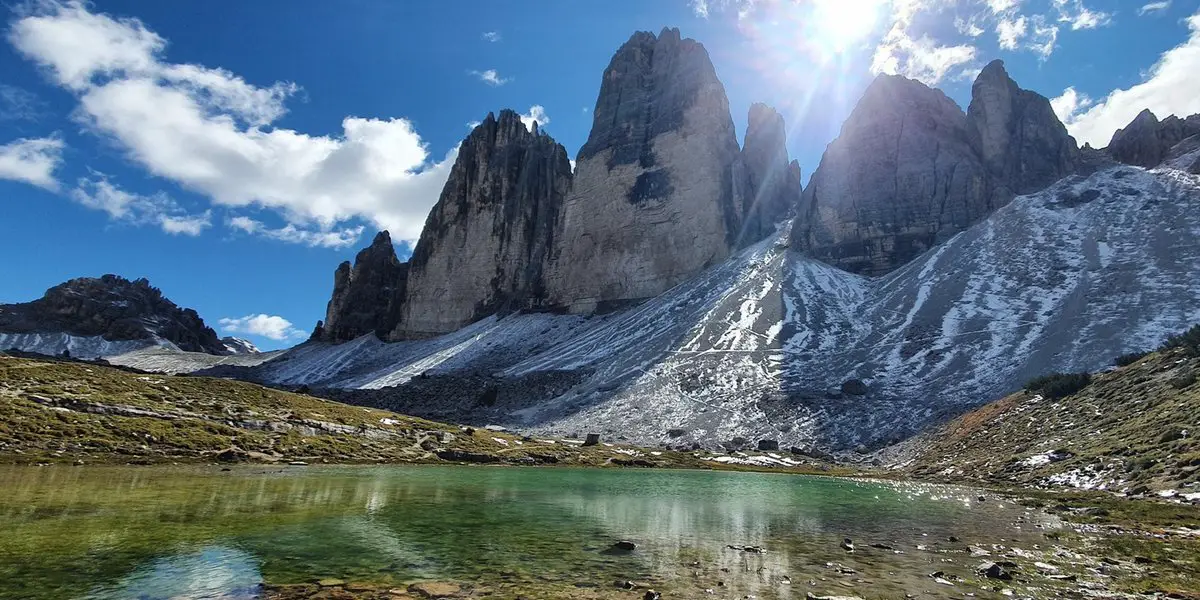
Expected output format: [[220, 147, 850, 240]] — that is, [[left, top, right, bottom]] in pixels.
[[906, 347, 1200, 493], [0, 355, 852, 476]]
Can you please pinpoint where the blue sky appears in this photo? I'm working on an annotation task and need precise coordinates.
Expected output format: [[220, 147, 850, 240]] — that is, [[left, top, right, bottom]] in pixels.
[[1, 0, 1198, 349]]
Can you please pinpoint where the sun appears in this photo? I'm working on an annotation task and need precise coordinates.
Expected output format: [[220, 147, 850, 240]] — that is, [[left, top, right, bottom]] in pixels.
[[810, 0, 884, 54]]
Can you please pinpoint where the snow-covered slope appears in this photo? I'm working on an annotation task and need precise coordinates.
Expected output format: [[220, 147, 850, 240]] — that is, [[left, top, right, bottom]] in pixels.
[[0, 332, 166, 359], [116, 164, 1200, 450]]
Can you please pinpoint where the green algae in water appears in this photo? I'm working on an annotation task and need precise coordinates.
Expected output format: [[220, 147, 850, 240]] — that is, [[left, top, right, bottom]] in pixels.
[[0, 465, 1065, 599]]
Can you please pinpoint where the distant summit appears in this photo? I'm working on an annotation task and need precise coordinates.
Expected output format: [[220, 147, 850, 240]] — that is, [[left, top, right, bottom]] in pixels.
[[0, 274, 227, 357]]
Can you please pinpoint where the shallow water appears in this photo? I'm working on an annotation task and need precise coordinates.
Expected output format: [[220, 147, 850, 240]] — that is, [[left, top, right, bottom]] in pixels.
[[0, 465, 1067, 599]]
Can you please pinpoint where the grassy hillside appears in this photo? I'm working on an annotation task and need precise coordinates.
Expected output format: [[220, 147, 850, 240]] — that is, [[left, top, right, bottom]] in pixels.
[[905, 337, 1200, 495], [0, 354, 849, 474]]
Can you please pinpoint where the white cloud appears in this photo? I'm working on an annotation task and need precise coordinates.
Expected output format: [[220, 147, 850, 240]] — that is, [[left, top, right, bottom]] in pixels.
[[0, 135, 63, 190], [481, 31, 500, 42], [1050, 86, 1093, 123], [218, 314, 303, 341], [1027, 14, 1059, 58], [870, 0, 977, 85], [1055, 12, 1200, 147], [691, 0, 710, 18], [0, 84, 44, 121], [70, 175, 211, 235], [8, 1, 457, 245], [985, 0, 1021, 14], [470, 68, 510, 86], [996, 15, 1028, 49], [519, 105, 550, 131], [1139, 1, 1171, 16], [1051, 0, 1112, 30], [228, 215, 363, 249], [955, 16, 985, 37]]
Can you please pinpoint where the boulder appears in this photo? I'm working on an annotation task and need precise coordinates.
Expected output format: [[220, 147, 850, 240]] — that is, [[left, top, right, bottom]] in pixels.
[[546, 28, 744, 313]]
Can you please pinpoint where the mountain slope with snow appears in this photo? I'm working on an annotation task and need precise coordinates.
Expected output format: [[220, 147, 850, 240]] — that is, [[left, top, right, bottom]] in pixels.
[[110, 163, 1200, 450]]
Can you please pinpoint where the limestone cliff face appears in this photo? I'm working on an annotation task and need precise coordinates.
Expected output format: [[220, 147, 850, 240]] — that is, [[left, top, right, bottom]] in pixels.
[[738, 103, 799, 246], [1107, 109, 1200, 168], [967, 60, 1078, 202], [319, 231, 407, 343], [793, 61, 1077, 276], [792, 74, 988, 276], [544, 28, 744, 313], [393, 110, 573, 338]]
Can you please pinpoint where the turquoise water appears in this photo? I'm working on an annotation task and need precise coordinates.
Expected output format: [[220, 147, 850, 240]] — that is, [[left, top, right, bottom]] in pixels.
[[0, 465, 1060, 599]]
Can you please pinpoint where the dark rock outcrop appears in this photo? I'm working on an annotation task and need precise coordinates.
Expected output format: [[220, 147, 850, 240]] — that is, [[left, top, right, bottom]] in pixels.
[[792, 74, 988, 276], [319, 231, 407, 343], [546, 28, 744, 313], [1107, 109, 1200, 168], [393, 109, 573, 338], [793, 60, 1078, 276], [967, 60, 1078, 201], [738, 103, 800, 246], [0, 274, 225, 354]]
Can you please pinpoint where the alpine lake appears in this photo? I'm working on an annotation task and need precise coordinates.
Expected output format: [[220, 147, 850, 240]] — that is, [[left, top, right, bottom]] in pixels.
[[0, 464, 1122, 599]]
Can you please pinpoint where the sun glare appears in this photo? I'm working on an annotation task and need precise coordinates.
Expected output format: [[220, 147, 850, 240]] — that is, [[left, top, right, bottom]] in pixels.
[[811, 0, 883, 54]]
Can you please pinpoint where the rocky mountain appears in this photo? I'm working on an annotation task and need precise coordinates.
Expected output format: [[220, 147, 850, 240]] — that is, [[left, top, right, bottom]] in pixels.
[[0, 275, 226, 357], [221, 337, 260, 355], [117, 154, 1200, 451], [792, 60, 1077, 276], [313, 27, 794, 338], [737, 103, 800, 246], [316, 231, 407, 343], [394, 110, 573, 338], [544, 27, 746, 313], [1106, 109, 1200, 169]]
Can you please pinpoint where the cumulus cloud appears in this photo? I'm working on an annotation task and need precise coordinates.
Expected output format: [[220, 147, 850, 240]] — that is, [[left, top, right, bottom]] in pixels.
[[470, 68, 509, 86], [227, 215, 362, 249], [1139, 2, 1171, 16], [218, 314, 303, 341], [1050, 86, 1093, 122], [481, 31, 500, 42], [519, 105, 550, 131], [0, 135, 63, 189], [1054, 12, 1200, 147], [955, 16, 985, 37], [7, 0, 457, 245], [70, 174, 211, 235]]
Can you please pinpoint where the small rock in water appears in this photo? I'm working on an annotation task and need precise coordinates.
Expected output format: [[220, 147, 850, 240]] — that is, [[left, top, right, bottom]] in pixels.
[[288, 461, 308, 466], [643, 590, 661, 600], [726, 544, 765, 553], [613, 540, 637, 551], [948, 536, 960, 543], [805, 593, 865, 600], [316, 578, 345, 587], [407, 581, 462, 598], [841, 538, 855, 552], [868, 543, 893, 550]]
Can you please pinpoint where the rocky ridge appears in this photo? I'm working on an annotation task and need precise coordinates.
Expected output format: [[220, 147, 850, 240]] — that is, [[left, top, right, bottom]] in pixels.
[[793, 60, 1078, 276], [395, 109, 573, 338], [316, 231, 407, 343], [1106, 108, 1200, 169], [0, 275, 226, 356], [314, 27, 798, 338]]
